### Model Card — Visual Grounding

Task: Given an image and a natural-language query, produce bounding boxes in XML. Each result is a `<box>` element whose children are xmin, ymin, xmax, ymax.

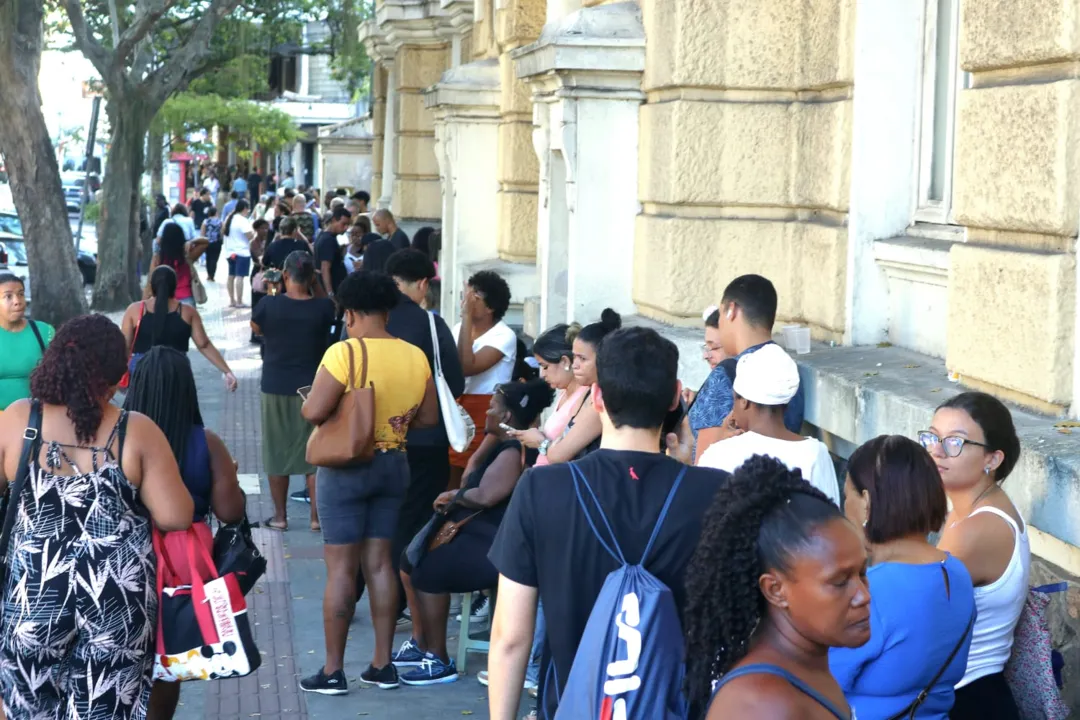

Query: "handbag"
<box><xmin>212</xmin><ymin>514</ymin><xmax>267</xmax><ymax>597</ymax></box>
<box><xmin>188</xmin><ymin>259</ymin><xmax>208</xmax><ymax>304</ymax></box>
<box><xmin>0</xmin><ymin>400</ymin><xmax>42</xmax><ymax>591</ymax></box>
<box><xmin>152</xmin><ymin>527</ymin><xmax>261</xmax><ymax>682</ymax></box>
<box><xmin>427</xmin><ymin>311</ymin><xmax>474</xmax><ymax>453</ymax></box>
<box><xmin>118</xmin><ymin>302</ymin><xmax>145</xmax><ymax>390</ymax></box>
<box><xmin>305</xmin><ymin>339</ymin><xmax>376</xmax><ymax>467</ymax></box>
<box><xmin>1005</xmin><ymin>583</ymin><xmax>1070</xmax><ymax>720</ymax></box>
<box><xmin>428</xmin><ymin>510</ymin><xmax>483</xmax><ymax>551</ymax></box>
<box><xmin>885</xmin><ymin>609</ymin><xmax>976</xmax><ymax>720</ymax></box>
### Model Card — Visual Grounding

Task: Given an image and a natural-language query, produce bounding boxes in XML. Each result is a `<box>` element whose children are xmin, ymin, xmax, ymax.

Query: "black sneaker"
<box><xmin>300</xmin><ymin>667</ymin><xmax>348</xmax><ymax>696</ymax></box>
<box><xmin>290</xmin><ymin>488</ymin><xmax>311</xmax><ymax>504</ymax></box>
<box><xmin>360</xmin><ymin>663</ymin><xmax>400</xmax><ymax>690</ymax></box>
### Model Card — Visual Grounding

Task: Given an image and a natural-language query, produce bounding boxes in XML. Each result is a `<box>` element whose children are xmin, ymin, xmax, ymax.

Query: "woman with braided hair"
<box><xmin>684</xmin><ymin>454</ymin><xmax>871</xmax><ymax>719</ymax></box>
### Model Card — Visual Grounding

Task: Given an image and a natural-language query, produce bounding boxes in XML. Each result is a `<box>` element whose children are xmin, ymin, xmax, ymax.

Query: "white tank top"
<box><xmin>956</xmin><ymin>505</ymin><xmax>1031</xmax><ymax>688</ymax></box>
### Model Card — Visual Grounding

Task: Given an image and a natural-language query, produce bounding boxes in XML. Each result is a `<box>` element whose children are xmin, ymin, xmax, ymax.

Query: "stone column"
<box><xmin>370</xmin><ymin>63</ymin><xmax>389</xmax><ymax>201</ymax></box>
<box><xmin>515</xmin><ymin>1</ymin><xmax>644</xmax><ymax>328</ymax></box>
<box><xmin>946</xmin><ymin>0</ymin><xmax>1078</xmax><ymax>414</ymax></box>
<box><xmin>394</xmin><ymin>43</ymin><xmax>450</xmax><ymax>221</ymax></box>
<box><xmin>427</xmin><ymin>60</ymin><xmax>502</xmax><ymax>326</ymax></box>
<box><xmin>635</xmin><ymin>0</ymin><xmax>854</xmax><ymax>338</ymax></box>
<box><xmin>494</xmin><ymin>0</ymin><xmax>546</xmax><ymax>262</ymax></box>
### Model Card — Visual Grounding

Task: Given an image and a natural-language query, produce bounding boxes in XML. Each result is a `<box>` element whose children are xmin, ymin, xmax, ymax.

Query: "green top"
<box><xmin>0</xmin><ymin>320</ymin><xmax>54</xmax><ymax>410</ymax></box>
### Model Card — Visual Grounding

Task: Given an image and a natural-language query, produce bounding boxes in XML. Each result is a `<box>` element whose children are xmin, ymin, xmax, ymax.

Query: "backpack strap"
<box><xmin>568</xmin><ymin>462</ymin><xmax>626</xmax><ymax>565</ymax></box>
<box><xmin>27</xmin><ymin>320</ymin><xmax>45</xmax><ymax>354</ymax></box>
<box><xmin>0</xmin><ymin>399</ymin><xmax>43</xmax><ymax>582</ymax></box>
<box><xmin>641</xmin><ymin>466</ymin><xmax>687</xmax><ymax>565</ymax></box>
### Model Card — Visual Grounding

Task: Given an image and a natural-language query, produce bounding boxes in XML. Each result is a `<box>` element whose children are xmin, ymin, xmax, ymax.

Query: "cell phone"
<box><xmin>499</xmin><ymin>423</ymin><xmax>515</xmax><ymax>432</ymax></box>
<box><xmin>297</xmin><ymin>385</ymin><xmax>312</xmax><ymax>401</ymax></box>
<box><xmin>659</xmin><ymin>397</ymin><xmax>688</xmax><ymax>452</ymax></box>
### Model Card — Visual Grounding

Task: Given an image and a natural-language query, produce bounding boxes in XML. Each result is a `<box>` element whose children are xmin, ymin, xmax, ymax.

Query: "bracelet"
<box><xmin>538</xmin><ymin>439</ymin><xmax>551</xmax><ymax>456</ymax></box>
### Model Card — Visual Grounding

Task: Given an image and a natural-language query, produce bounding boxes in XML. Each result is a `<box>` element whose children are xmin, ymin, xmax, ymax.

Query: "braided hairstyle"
<box><xmin>123</xmin><ymin>346</ymin><xmax>202</xmax><ymax>473</ymax></box>
<box><xmin>30</xmin><ymin>314</ymin><xmax>127</xmax><ymax>445</ymax></box>
<box><xmin>683</xmin><ymin>455</ymin><xmax>844</xmax><ymax>715</ymax></box>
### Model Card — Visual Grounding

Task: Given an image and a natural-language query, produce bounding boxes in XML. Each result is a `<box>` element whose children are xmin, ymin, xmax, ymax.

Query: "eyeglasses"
<box><xmin>701</xmin><ymin>343</ymin><xmax>721</xmax><ymax>354</ymax></box>
<box><xmin>917</xmin><ymin>431</ymin><xmax>989</xmax><ymax>458</ymax></box>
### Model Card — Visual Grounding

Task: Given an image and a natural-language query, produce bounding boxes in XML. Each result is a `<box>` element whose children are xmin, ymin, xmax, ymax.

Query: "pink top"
<box><xmin>534</xmin><ymin>385</ymin><xmax>589</xmax><ymax>467</ymax></box>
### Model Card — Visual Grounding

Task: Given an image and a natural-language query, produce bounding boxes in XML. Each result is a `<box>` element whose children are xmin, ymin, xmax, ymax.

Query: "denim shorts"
<box><xmin>226</xmin><ymin>255</ymin><xmax>251</xmax><ymax>277</ymax></box>
<box><xmin>316</xmin><ymin>451</ymin><xmax>408</xmax><ymax>545</ymax></box>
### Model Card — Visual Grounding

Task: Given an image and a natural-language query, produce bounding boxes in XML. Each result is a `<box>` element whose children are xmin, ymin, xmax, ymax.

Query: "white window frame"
<box><xmin>913</xmin><ymin>0</ymin><xmax>963</xmax><ymax>225</ymax></box>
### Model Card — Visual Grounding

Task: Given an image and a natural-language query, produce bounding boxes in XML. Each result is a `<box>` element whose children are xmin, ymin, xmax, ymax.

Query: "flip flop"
<box><xmin>258</xmin><ymin>517</ymin><xmax>288</xmax><ymax>531</ymax></box>
<box><xmin>310</xmin><ymin>521</ymin><xmax>321</xmax><ymax>533</ymax></box>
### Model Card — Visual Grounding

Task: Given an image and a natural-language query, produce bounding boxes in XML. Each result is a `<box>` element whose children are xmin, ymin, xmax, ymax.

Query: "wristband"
<box><xmin>538</xmin><ymin>439</ymin><xmax>551</xmax><ymax>456</ymax></box>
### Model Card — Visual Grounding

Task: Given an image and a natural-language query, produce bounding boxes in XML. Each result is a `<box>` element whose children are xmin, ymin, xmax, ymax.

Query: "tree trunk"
<box><xmin>92</xmin><ymin>99</ymin><xmax>151</xmax><ymax>311</ymax></box>
<box><xmin>148</xmin><ymin>128</ymin><xmax>164</xmax><ymax>198</ymax></box>
<box><xmin>0</xmin><ymin>0</ymin><xmax>88</xmax><ymax>325</ymax></box>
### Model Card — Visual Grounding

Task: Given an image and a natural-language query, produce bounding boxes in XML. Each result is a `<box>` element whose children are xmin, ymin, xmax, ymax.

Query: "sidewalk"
<box><xmin>173</xmin><ymin>274</ymin><xmax>501</xmax><ymax>720</ymax></box>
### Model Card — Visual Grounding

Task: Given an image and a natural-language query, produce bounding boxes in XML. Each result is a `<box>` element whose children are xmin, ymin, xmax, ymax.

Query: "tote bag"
<box><xmin>152</xmin><ymin>527</ymin><xmax>261</xmax><ymax>682</ymax></box>
<box><xmin>306</xmin><ymin>339</ymin><xmax>376</xmax><ymax>467</ymax></box>
<box><xmin>427</xmin><ymin>311</ymin><xmax>474</xmax><ymax>453</ymax></box>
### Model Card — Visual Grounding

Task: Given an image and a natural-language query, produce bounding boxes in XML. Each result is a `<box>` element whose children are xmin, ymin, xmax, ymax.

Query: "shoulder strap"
<box><xmin>428</xmin><ymin>311</ymin><xmax>444</xmax><ymax>378</ymax></box>
<box><xmin>968</xmin><ymin>506</ymin><xmax>1021</xmax><ymax>535</ymax></box>
<box><xmin>568</xmin><ymin>462</ymin><xmax>626</xmax><ymax>565</ymax></box>
<box><xmin>885</xmin><ymin>608</ymin><xmax>976</xmax><ymax>720</ymax></box>
<box><xmin>358</xmin><ymin>338</ymin><xmax>369</xmax><ymax>388</ymax></box>
<box><xmin>641</xmin><ymin>466</ymin><xmax>687</xmax><ymax>565</ymax></box>
<box><xmin>0</xmin><ymin>399</ymin><xmax>43</xmax><ymax>571</ymax></box>
<box><xmin>27</xmin><ymin>320</ymin><xmax>45</xmax><ymax>354</ymax></box>
<box><xmin>713</xmin><ymin>664</ymin><xmax>847</xmax><ymax>720</ymax></box>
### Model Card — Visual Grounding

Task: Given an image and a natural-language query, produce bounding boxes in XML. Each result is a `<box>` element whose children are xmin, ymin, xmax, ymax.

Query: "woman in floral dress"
<box><xmin>0</xmin><ymin>314</ymin><xmax>194</xmax><ymax>719</ymax></box>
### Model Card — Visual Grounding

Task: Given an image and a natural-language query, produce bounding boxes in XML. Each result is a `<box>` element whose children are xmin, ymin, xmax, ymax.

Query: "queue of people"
<box><xmin>0</xmin><ymin>177</ymin><xmax>1056</xmax><ymax>720</ymax></box>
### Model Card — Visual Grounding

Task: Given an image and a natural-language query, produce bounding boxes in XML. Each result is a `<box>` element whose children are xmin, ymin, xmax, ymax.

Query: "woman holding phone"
<box><xmin>251</xmin><ymin>250</ymin><xmax>335</xmax><ymax>531</ymax></box>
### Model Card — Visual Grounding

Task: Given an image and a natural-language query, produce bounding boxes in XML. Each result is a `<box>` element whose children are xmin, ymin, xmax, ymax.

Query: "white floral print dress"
<box><xmin>0</xmin><ymin>412</ymin><xmax>157</xmax><ymax>720</ymax></box>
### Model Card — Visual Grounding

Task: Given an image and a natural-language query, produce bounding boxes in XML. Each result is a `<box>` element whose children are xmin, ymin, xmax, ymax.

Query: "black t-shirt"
<box><xmin>190</xmin><ymin>199</ymin><xmax>210</xmax><ymax>229</ymax></box>
<box><xmin>262</xmin><ymin>237</ymin><xmax>310</xmax><ymax>271</ymax></box>
<box><xmin>389</xmin><ymin>228</ymin><xmax>410</xmax><ymax>251</ymax></box>
<box><xmin>252</xmin><ymin>295</ymin><xmax>336</xmax><ymax>395</ymax></box>
<box><xmin>247</xmin><ymin>173</ymin><xmax>262</xmax><ymax>197</ymax></box>
<box><xmin>488</xmin><ymin>450</ymin><xmax>728</xmax><ymax>714</ymax></box>
<box><xmin>315</xmin><ymin>231</ymin><xmax>347</xmax><ymax>294</ymax></box>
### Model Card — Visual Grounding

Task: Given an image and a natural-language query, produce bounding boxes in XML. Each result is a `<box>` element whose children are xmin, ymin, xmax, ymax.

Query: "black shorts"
<box><xmin>951</xmin><ymin>672</ymin><xmax>1020</xmax><ymax>720</ymax></box>
<box><xmin>316</xmin><ymin>451</ymin><xmax>408</xmax><ymax>545</ymax></box>
<box><xmin>403</xmin><ymin>519</ymin><xmax>499</xmax><ymax>595</ymax></box>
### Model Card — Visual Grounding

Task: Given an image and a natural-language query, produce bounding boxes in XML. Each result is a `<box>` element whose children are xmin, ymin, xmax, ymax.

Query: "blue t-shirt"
<box><xmin>829</xmin><ymin>555</ymin><xmax>975</xmax><ymax>720</ymax></box>
<box><xmin>688</xmin><ymin>340</ymin><xmax>805</xmax><ymax>437</ymax></box>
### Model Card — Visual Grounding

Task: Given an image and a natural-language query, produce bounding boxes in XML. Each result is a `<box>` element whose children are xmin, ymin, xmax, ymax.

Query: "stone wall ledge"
<box><xmin>627</xmin><ymin>315</ymin><xmax>1080</xmax><ymax>552</ymax></box>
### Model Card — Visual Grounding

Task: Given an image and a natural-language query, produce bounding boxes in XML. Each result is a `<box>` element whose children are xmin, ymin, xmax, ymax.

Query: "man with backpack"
<box><xmin>487</xmin><ymin>326</ymin><xmax>729</xmax><ymax>719</ymax></box>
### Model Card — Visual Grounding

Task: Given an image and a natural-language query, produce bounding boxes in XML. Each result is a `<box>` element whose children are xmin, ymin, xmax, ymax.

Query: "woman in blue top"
<box><xmin>830</xmin><ymin>435</ymin><xmax>976</xmax><ymax>719</ymax></box>
<box><xmin>123</xmin><ymin>346</ymin><xmax>247</xmax><ymax>720</ymax></box>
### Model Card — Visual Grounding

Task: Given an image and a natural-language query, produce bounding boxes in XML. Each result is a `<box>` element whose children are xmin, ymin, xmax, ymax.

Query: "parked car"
<box><xmin>61</xmin><ymin>172</ymin><xmax>87</xmax><ymax>213</ymax></box>
<box><xmin>0</xmin><ymin>211</ymin><xmax>97</xmax><ymax>300</ymax></box>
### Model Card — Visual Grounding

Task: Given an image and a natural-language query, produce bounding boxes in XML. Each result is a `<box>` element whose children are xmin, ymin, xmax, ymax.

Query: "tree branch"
<box><xmin>62</xmin><ymin>0</ymin><xmax>116</xmax><ymax>81</ymax></box>
<box><xmin>114</xmin><ymin>0</ymin><xmax>179</xmax><ymax>68</ymax></box>
<box><xmin>144</xmin><ymin>0</ymin><xmax>240</xmax><ymax>106</ymax></box>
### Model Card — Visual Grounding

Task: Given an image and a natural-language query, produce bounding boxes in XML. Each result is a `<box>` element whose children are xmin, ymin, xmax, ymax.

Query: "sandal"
<box><xmin>259</xmin><ymin>517</ymin><xmax>288</xmax><ymax>531</ymax></box>
<box><xmin>310</xmin><ymin>520</ymin><xmax>321</xmax><ymax>532</ymax></box>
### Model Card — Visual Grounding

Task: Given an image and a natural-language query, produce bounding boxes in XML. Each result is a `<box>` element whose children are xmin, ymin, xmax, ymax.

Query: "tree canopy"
<box><xmin>154</xmin><ymin>92</ymin><xmax>305</xmax><ymax>156</ymax></box>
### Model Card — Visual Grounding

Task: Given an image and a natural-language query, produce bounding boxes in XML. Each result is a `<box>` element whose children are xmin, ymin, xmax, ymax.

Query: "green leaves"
<box><xmin>154</xmin><ymin>91</ymin><xmax>305</xmax><ymax>153</ymax></box>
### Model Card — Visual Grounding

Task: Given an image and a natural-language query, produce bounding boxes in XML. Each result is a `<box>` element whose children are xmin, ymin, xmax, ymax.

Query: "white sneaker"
<box><xmin>456</xmin><ymin>595</ymin><xmax>490</xmax><ymax>623</ymax></box>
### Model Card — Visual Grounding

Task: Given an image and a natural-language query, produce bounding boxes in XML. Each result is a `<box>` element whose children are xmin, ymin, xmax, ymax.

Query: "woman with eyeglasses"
<box><xmin>918</xmin><ymin>392</ymin><xmax>1028</xmax><ymax>720</ymax></box>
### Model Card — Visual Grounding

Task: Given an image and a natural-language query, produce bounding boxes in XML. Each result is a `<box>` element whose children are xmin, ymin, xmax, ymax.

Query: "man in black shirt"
<box><xmin>315</xmin><ymin>206</ymin><xmax>351</xmax><ymax>297</ymax></box>
<box><xmin>189</xmin><ymin>187</ymin><xmax>212</xmax><ymax>230</ymax></box>
<box><xmin>261</xmin><ymin>216</ymin><xmax>314</xmax><ymax>271</ymax></box>
<box><xmin>353</xmin><ymin>249</ymin><xmax>465</xmax><ymax>607</ymax></box>
<box><xmin>373</xmin><ymin>208</ymin><xmax>410</xmax><ymax>250</ymax></box>
<box><xmin>487</xmin><ymin>327</ymin><xmax>730</xmax><ymax>719</ymax></box>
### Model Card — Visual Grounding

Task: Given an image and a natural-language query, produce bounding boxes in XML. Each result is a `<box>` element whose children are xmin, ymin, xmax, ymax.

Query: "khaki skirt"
<box><xmin>261</xmin><ymin>392</ymin><xmax>316</xmax><ymax>476</ymax></box>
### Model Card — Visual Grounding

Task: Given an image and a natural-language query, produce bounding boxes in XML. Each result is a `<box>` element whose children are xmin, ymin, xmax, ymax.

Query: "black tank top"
<box><xmin>134</xmin><ymin>308</ymin><xmax>192</xmax><ymax>354</ymax></box>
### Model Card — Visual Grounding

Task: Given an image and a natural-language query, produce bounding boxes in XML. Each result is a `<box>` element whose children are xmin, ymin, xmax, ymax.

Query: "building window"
<box><xmin>914</xmin><ymin>0</ymin><xmax>964</xmax><ymax>224</ymax></box>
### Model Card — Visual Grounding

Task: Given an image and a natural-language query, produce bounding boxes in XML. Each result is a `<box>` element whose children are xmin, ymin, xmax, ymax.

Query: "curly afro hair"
<box><xmin>467</xmin><ymin>270</ymin><xmax>511</xmax><ymax>321</ymax></box>
<box><xmin>31</xmin><ymin>314</ymin><xmax>127</xmax><ymax>445</ymax></box>
<box><xmin>336</xmin><ymin>270</ymin><xmax>400</xmax><ymax>315</ymax></box>
<box><xmin>682</xmin><ymin>454</ymin><xmax>843</xmax><ymax>716</ymax></box>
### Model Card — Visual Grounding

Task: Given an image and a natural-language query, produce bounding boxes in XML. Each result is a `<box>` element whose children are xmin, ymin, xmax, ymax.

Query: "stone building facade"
<box><xmin>365</xmin><ymin>0</ymin><xmax>1080</xmax><ymax>704</ymax></box>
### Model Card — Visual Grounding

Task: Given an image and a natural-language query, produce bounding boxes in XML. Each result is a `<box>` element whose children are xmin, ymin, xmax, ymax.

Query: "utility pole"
<box><xmin>74</xmin><ymin>95</ymin><xmax>101</xmax><ymax>251</ymax></box>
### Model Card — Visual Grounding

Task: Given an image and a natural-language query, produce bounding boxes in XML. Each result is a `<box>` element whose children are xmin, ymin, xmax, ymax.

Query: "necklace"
<box><xmin>949</xmin><ymin>482</ymin><xmax>997</xmax><ymax>528</ymax></box>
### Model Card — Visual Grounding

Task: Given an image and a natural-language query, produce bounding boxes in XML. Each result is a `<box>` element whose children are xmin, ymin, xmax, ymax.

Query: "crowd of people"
<box><xmin>0</xmin><ymin>165</ymin><xmax>1052</xmax><ymax>720</ymax></box>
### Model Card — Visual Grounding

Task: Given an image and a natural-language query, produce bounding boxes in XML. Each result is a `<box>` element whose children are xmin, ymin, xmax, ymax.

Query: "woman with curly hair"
<box><xmin>0</xmin><ymin>314</ymin><xmax>193</xmax><ymax>719</ymax></box>
<box><xmin>684</xmin><ymin>454</ymin><xmax>871</xmax><ymax>719</ymax></box>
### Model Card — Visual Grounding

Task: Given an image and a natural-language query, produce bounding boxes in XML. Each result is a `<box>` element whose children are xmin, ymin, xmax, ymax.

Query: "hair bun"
<box><xmin>600</xmin><ymin>308</ymin><xmax>622</xmax><ymax>332</ymax></box>
<box><xmin>564</xmin><ymin>322</ymin><xmax>582</xmax><ymax>344</ymax></box>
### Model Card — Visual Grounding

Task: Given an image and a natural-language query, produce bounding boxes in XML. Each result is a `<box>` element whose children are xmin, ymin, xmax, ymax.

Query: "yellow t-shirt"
<box><xmin>319</xmin><ymin>337</ymin><xmax>431</xmax><ymax>450</ymax></box>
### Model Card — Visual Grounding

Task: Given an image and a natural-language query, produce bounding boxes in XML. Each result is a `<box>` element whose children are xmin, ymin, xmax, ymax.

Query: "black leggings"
<box><xmin>205</xmin><ymin>242</ymin><xmax>222</xmax><ymax>281</ymax></box>
<box><xmin>950</xmin><ymin>672</ymin><xmax>1020</xmax><ymax>720</ymax></box>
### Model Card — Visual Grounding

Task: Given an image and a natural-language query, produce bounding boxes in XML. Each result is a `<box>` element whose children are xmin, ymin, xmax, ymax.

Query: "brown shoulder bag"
<box><xmin>306</xmin><ymin>339</ymin><xmax>376</xmax><ymax>467</ymax></box>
